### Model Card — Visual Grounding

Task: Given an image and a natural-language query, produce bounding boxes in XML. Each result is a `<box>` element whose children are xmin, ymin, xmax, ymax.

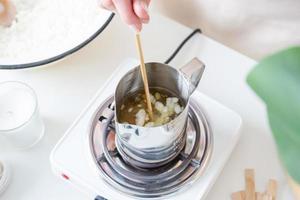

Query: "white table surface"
<box><xmin>0</xmin><ymin>14</ymin><xmax>294</xmax><ymax>200</ymax></box>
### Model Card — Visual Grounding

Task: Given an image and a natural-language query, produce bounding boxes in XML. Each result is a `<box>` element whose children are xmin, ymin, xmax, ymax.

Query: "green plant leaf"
<box><xmin>247</xmin><ymin>46</ymin><xmax>300</xmax><ymax>184</ymax></box>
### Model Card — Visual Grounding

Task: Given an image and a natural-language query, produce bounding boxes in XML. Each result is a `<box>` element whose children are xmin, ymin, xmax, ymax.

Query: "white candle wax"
<box><xmin>0</xmin><ymin>82</ymin><xmax>44</xmax><ymax>149</ymax></box>
<box><xmin>0</xmin><ymin>89</ymin><xmax>35</xmax><ymax>130</ymax></box>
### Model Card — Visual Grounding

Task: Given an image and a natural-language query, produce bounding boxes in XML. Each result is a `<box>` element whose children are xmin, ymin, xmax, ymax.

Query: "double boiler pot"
<box><xmin>114</xmin><ymin>58</ymin><xmax>205</xmax><ymax>168</ymax></box>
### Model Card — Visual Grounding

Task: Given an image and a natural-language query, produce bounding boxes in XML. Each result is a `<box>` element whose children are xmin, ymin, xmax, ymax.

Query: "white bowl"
<box><xmin>0</xmin><ymin>3</ymin><xmax>114</xmax><ymax>69</ymax></box>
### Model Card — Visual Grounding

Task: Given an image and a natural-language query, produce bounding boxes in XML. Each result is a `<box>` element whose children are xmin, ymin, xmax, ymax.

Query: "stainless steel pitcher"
<box><xmin>114</xmin><ymin>58</ymin><xmax>205</xmax><ymax>168</ymax></box>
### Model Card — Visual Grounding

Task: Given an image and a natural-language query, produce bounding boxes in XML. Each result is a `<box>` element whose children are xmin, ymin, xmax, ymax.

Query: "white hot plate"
<box><xmin>50</xmin><ymin>59</ymin><xmax>242</xmax><ymax>200</ymax></box>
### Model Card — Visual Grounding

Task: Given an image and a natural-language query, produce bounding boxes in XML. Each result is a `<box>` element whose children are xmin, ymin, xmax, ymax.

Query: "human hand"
<box><xmin>99</xmin><ymin>0</ymin><xmax>150</xmax><ymax>32</ymax></box>
<box><xmin>0</xmin><ymin>0</ymin><xmax>16</xmax><ymax>27</ymax></box>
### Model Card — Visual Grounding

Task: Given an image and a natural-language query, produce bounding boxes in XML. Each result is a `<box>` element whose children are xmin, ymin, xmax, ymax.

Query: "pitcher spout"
<box><xmin>180</xmin><ymin>58</ymin><xmax>205</xmax><ymax>95</ymax></box>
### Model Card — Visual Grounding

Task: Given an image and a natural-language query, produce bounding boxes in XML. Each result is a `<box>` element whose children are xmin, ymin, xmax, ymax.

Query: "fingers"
<box><xmin>133</xmin><ymin>0</ymin><xmax>150</xmax><ymax>23</ymax></box>
<box><xmin>0</xmin><ymin>2</ymin><xmax>4</xmax><ymax>14</ymax></box>
<box><xmin>112</xmin><ymin>0</ymin><xmax>142</xmax><ymax>32</ymax></box>
<box><xmin>99</xmin><ymin>0</ymin><xmax>151</xmax><ymax>32</ymax></box>
<box><xmin>0</xmin><ymin>0</ymin><xmax>16</xmax><ymax>27</ymax></box>
<box><xmin>100</xmin><ymin>0</ymin><xmax>115</xmax><ymax>11</ymax></box>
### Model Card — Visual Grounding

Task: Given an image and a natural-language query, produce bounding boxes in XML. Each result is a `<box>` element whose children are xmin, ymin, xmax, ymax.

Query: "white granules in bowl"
<box><xmin>0</xmin><ymin>0</ymin><xmax>111</xmax><ymax>64</ymax></box>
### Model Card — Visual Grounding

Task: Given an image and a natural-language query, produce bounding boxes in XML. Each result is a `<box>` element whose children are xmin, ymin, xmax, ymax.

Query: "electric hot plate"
<box><xmin>50</xmin><ymin>59</ymin><xmax>242</xmax><ymax>200</ymax></box>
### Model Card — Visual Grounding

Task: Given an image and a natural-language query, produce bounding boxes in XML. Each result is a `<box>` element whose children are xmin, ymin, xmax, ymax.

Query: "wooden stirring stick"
<box><xmin>266</xmin><ymin>179</ymin><xmax>277</xmax><ymax>200</ymax></box>
<box><xmin>245</xmin><ymin>169</ymin><xmax>256</xmax><ymax>200</ymax></box>
<box><xmin>231</xmin><ymin>191</ymin><xmax>246</xmax><ymax>200</ymax></box>
<box><xmin>135</xmin><ymin>33</ymin><xmax>153</xmax><ymax>120</ymax></box>
<box><xmin>231</xmin><ymin>169</ymin><xmax>278</xmax><ymax>200</ymax></box>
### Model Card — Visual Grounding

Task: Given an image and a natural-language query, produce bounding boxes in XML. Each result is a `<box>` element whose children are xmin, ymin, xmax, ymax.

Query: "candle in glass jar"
<box><xmin>0</xmin><ymin>82</ymin><xmax>44</xmax><ymax>149</ymax></box>
<box><xmin>0</xmin><ymin>89</ymin><xmax>35</xmax><ymax>129</ymax></box>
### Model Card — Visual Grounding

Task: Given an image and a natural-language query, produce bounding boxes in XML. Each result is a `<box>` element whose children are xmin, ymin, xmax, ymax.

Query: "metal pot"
<box><xmin>114</xmin><ymin>58</ymin><xmax>205</xmax><ymax>168</ymax></box>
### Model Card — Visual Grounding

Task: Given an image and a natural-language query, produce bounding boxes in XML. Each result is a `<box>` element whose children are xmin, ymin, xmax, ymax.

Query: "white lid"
<box><xmin>0</xmin><ymin>161</ymin><xmax>11</xmax><ymax>195</ymax></box>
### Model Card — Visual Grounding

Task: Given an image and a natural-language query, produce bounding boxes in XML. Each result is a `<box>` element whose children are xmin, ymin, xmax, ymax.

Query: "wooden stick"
<box><xmin>266</xmin><ymin>179</ymin><xmax>277</xmax><ymax>200</ymax></box>
<box><xmin>231</xmin><ymin>191</ymin><xmax>246</xmax><ymax>200</ymax></box>
<box><xmin>262</xmin><ymin>194</ymin><xmax>272</xmax><ymax>200</ymax></box>
<box><xmin>245</xmin><ymin>169</ymin><xmax>256</xmax><ymax>200</ymax></box>
<box><xmin>256</xmin><ymin>192</ymin><xmax>264</xmax><ymax>200</ymax></box>
<box><xmin>135</xmin><ymin>33</ymin><xmax>153</xmax><ymax>120</ymax></box>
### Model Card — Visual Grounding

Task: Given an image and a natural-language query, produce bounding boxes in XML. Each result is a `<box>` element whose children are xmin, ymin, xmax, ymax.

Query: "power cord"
<box><xmin>164</xmin><ymin>28</ymin><xmax>202</xmax><ymax>65</ymax></box>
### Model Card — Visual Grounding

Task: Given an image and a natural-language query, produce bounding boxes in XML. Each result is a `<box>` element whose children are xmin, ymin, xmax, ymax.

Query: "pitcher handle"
<box><xmin>179</xmin><ymin>57</ymin><xmax>205</xmax><ymax>95</ymax></box>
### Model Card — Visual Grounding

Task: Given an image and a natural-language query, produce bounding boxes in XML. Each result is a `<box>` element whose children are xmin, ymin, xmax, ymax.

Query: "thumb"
<box><xmin>133</xmin><ymin>0</ymin><xmax>150</xmax><ymax>23</ymax></box>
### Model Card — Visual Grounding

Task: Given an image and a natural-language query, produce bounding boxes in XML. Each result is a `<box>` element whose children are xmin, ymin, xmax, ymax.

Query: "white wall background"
<box><xmin>152</xmin><ymin>0</ymin><xmax>300</xmax><ymax>59</ymax></box>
